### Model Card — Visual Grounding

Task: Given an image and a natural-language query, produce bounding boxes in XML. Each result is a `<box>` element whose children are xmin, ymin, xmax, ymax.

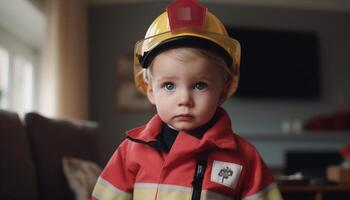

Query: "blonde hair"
<box><xmin>142</xmin><ymin>47</ymin><xmax>232</xmax><ymax>89</ymax></box>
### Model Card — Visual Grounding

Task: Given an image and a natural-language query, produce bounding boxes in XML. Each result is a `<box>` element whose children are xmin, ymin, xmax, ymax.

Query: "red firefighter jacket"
<box><xmin>92</xmin><ymin>108</ymin><xmax>282</xmax><ymax>200</ymax></box>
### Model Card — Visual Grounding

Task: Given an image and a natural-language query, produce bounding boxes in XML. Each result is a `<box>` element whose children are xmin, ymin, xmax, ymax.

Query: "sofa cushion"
<box><xmin>63</xmin><ymin>157</ymin><xmax>102</xmax><ymax>200</ymax></box>
<box><xmin>0</xmin><ymin>110</ymin><xmax>39</xmax><ymax>200</ymax></box>
<box><xmin>25</xmin><ymin>113</ymin><xmax>100</xmax><ymax>200</ymax></box>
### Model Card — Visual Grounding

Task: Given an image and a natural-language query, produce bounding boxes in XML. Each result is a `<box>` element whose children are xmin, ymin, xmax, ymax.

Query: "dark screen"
<box><xmin>227</xmin><ymin>27</ymin><xmax>321</xmax><ymax>99</ymax></box>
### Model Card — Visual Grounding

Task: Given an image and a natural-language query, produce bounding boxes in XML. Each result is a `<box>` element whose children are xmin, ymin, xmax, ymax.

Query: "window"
<box><xmin>12</xmin><ymin>55</ymin><xmax>34</xmax><ymax>115</ymax></box>
<box><xmin>0</xmin><ymin>46</ymin><xmax>9</xmax><ymax>108</ymax></box>
<box><xmin>0</xmin><ymin>0</ymin><xmax>42</xmax><ymax>116</ymax></box>
<box><xmin>0</xmin><ymin>45</ymin><xmax>34</xmax><ymax>116</ymax></box>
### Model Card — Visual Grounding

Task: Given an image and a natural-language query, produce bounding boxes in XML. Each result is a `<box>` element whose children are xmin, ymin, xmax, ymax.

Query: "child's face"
<box><xmin>147</xmin><ymin>52</ymin><xmax>227</xmax><ymax>131</ymax></box>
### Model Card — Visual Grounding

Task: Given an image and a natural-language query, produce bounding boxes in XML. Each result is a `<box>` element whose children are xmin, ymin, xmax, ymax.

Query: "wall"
<box><xmin>88</xmin><ymin>2</ymin><xmax>350</xmax><ymax>166</ymax></box>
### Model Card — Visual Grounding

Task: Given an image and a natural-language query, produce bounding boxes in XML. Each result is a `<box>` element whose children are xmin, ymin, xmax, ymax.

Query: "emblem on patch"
<box><xmin>210</xmin><ymin>160</ymin><xmax>242</xmax><ymax>189</ymax></box>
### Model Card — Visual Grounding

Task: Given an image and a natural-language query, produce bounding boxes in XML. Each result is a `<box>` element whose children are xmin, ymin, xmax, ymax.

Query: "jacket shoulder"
<box><xmin>232</xmin><ymin>133</ymin><xmax>262</xmax><ymax>159</ymax></box>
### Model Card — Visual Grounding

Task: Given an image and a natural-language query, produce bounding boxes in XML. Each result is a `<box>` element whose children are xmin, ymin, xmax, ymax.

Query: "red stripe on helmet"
<box><xmin>167</xmin><ymin>0</ymin><xmax>207</xmax><ymax>31</ymax></box>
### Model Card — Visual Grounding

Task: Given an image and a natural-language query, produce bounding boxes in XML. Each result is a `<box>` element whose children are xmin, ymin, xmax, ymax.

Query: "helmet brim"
<box><xmin>138</xmin><ymin>35</ymin><xmax>233</xmax><ymax>70</ymax></box>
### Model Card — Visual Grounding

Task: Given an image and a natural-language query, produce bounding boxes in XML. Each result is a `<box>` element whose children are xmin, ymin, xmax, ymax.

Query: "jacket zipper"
<box><xmin>191</xmin><ymin>160</ymin><xmax>207</xmax><ymax>200</ymax></box>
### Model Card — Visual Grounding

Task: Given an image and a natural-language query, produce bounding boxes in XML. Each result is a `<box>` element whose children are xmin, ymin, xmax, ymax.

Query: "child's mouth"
<box><xmin>174</xmin><ymin>114</ymin><xmax>194</xmax><ymax>121</ymax></box>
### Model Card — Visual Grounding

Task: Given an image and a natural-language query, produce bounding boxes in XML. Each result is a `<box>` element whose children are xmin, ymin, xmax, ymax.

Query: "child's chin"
<box><xmin>172</xmin><ymin>123</ymin><xmax>199</xmax><ymax>132</ymax></box>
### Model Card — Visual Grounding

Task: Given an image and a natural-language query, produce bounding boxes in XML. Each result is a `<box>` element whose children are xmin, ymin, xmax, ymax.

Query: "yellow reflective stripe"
<box><xmin>243</xmin><ymin>183</ymin><xmax>283</xmax><ymax>200</ymax></box>
<box><xmin>202</xmin><ymin>190</ymin><xmax>232</xmax><ymax>200</ymax></box>
<box><xmin>92</xmin><ymin>177</ymin><xmax>132</xmax><ymax>200</ymax></box>
<box><xmin>133</xmin><ymin>183</ymin><xmax>232</xmax><ymax>200</ymax></box>
<box><xmin>157</xmin><ymin>184</ymin><xmax>192</xmax><ymax>200</ymax></box>
<box><xmin>133</xmin><ymin>183</ymin><xmax>158</xmax><ymax>200</ymax></box>
<box><xmin>157</xmin><ymin>189</ymin><xmax>192</xmax><ymax>200</ymax></box>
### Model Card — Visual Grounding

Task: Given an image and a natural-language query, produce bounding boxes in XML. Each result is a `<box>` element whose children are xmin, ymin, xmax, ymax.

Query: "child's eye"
<box><xmin>163</xmin><ymin>82</ymin><xmax>175</xmax><ymax>91</ymax></box>
<box><xmin>194</xmin><ymin>82</ymin><xmax>208</xmax><ymax>90</ymax></box>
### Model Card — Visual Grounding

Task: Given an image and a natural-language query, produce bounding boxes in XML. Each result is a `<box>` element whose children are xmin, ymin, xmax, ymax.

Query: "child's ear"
<box><xmin>218</xmin><ymin>87</ymin><xmax>228</xmax><ymax>105</ymax></box>
<box><xmin>218</xmin><ymin>94</ymin><xmax>227</xmax><ymax>105</ymax></box>
<box><xmin>146</xmin><ymin>85</ymin><xmax>156</xmax><ymax>105</ymax></box>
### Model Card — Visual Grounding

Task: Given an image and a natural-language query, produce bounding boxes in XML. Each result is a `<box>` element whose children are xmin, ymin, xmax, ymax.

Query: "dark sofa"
<box><xmin>0</xmin><ymin>109</ymin><xmax>102</xmax><ymax>200</ymax></box>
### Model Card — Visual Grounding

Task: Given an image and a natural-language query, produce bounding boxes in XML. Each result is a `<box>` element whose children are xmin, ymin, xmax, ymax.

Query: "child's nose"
<box><xmin>177</xmin><ymin>89</ymin><xmax>193</xmax><ymax>107</ymax></box>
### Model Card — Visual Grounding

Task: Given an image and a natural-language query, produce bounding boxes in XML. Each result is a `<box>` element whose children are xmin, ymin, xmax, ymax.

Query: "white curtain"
<box><xmin>39</xmin><ymin>0</ymin><xmax>88</xmax><ymax>119</ymax></box>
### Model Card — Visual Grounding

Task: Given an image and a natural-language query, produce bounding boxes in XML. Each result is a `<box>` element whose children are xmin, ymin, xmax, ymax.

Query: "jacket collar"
<box><xmin>126</xmin><ymin>107</ymin><xmax>238</xmax><ymax>151</ymax></box>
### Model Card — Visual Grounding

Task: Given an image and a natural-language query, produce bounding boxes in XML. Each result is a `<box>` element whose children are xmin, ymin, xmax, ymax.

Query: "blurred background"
<box><xmin>1</xmin><ymin>0</ymin><xmax>350</xmax><ymax>171</ymax></box>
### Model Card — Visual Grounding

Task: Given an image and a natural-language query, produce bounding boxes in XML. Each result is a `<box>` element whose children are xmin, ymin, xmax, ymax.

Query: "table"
<box><xmin>279</xmin><ymin>184</ymin><xmax>350</xmax><ymax>200</ymax></box>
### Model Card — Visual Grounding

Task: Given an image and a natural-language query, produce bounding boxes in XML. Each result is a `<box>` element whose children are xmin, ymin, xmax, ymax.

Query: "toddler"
<box><xmin>92</xmin><ymin>1</ymin><xmax>282</xmax><ymax>200</ymax></box>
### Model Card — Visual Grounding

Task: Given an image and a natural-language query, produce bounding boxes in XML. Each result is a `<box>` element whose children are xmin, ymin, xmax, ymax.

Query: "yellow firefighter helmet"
<box><xmin>134</xmin><ymin>0</ymin><xmax>241</xmax><ymax>97</ymax></box>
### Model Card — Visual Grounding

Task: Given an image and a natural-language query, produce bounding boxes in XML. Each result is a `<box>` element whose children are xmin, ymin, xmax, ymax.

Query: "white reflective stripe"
<box><xmin>97</xmin><ymin>177</ymin><xmax>132</xmax><ymax>196</ymax></box>
<box><xmin>134</xmin><ymin>183</ymin><xmax>158</xmax><ymax>189</ymax></box>
<box><xmin>92</xmin><ymin>177</ymin><xmax>132</xmax><ymax>200</ymax></box>
<box><xmin>159</xmin><ymin>184</ymin><xmax>192</xmax><ymax>193</ymax></box>
<box><xmin>243</xmin><ymin>183</ymin><xmax>282</xmax><ymax>200</ymax></box>
<box><xmin>135</xmin><ymin>183</ymin><xmax>191</xmax><ymax>193</ymax></box>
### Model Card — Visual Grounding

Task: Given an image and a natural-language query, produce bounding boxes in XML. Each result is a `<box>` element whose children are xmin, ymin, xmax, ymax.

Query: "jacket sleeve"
<box><xmin>241</xmin><ymin>145</ymin><xmax>283</xmax><ymax>200</ymax></box>
<box><xmin>92</xmin><ymin>140</ymin><xmax>136</xmax><ymax>200</ymax></box>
